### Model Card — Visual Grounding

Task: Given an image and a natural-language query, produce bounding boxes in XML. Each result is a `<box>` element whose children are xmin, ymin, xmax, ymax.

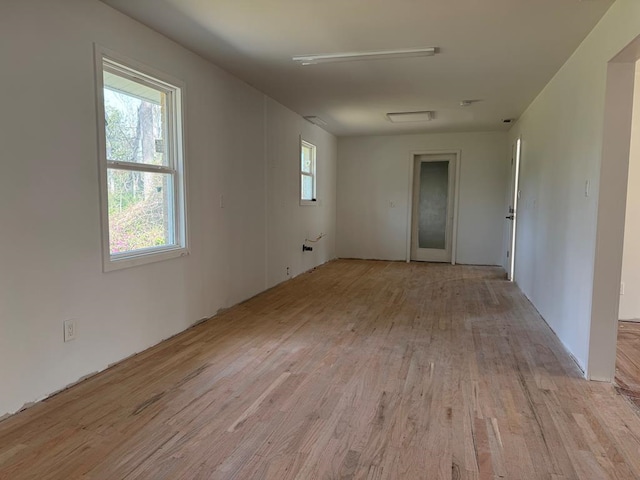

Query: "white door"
<box><xmin>506</xmin><ymin>138</ymin><xmax>521</xmax><ymax>281</ymax></box>
<box><xmin>410</xmin><ymin>154</ymin><xmax>456</xmax><ymax>262</ymax></box>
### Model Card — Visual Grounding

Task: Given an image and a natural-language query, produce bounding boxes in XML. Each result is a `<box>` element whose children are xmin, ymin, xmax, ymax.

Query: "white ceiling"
<box><xmin>100</xmin><ymin>0</ymin><xmax>614</xmax><ymax>136</ymax></box>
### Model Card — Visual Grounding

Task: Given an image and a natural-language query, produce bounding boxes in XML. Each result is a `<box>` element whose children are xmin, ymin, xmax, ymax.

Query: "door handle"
<box><xmin>505</xmin><ymin>215</ymin><xmax>515</xmax><ymax>220</ymax></box>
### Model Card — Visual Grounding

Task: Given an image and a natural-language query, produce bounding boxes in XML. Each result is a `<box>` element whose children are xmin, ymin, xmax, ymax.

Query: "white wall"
<box><xmin>0</xmin><ymin>0</ymin><xmax>336</xmax><ymax>417</ymax></box>
<box><xmin>620</xmin><ymin>63</ymin><xmax>640</xmax><ymax>322</ymax></box>
<box><xmin>337</xmin><ymin>132</ymin><xmax>509</xmax><ymax>265</ymax></box>
<box><xmin>506</xmin><ymin>0</ymin><xmax>640</xmax><ymax>375</ymax></box>
<box><xmin>266</xmin><ymin>99</ymin><xmax>337</xmax><ymax>287</ymax></box>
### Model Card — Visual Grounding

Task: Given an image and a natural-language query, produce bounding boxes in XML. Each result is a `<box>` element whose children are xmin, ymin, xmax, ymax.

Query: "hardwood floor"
<box><xmin>616</xmin><ymin>321</ymin><xmax>640</xmax><ymax>409</ymax></box>
<box><xmin>2</xmin><ymin>260</ymin><xmax>640</xmax><ymax>479</ymax></box>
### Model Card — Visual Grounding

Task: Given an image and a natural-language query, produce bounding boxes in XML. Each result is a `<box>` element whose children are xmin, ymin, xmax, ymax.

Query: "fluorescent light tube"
<box><xmin>293</xmin><ymin>47</ymin><xmax>437</xmax><ymax>66</ymax></box>
<box><xmin>386</xmin><ymin>111</ymin><xmax>434</xmax><ymax>123</ymax></box>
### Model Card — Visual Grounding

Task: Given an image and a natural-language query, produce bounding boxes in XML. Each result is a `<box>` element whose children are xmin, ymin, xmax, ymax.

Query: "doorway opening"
<box><xmin>589</xmin><ymin>35</ymin><xmax>640</xmax><ymax>382</ymax></box>
<box><xmin>615</xmin><ymin>59</ymin><xmax>640</xmax><ymax>406</ymax></box>
<box><xmin>408</xmin><ymin>152</ymin><xmax>459</xmax><ymax>263</ymax></box>
<box><xmin>506</xmin><ymin>138</ymin><xmax>522</xmax><ymax>281</ymax></box>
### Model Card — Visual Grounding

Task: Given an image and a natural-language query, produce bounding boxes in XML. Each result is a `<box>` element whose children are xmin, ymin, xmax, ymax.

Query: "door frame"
<box><xmin>507</xmin><ymin>137</ymin><xmax>522</xmax><ymax>281</ymax></box>
<box><xmin>588</xmin><ymin>43</ymin><xmax>639</xmax><ymax>381</ymax></box>
<box><xmin>406</xmin><ymin>150</ymin><xmax>461</xmax><ymax>264</ymax></box>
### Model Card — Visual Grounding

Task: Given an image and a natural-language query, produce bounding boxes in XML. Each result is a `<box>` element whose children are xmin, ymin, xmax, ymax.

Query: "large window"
<box><xmin>96</xmin><ymin>50</ymin><xmax>188</xmax><ymax>271</ymax></box>
<box><xmin>300</xmin><ymin>140</ymin><xmax>317</xmax><ymax>204</ymax></box>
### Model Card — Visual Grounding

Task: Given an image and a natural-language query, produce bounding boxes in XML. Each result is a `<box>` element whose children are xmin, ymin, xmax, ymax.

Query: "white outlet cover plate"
<box><xmin>64</xmin><ymin>319</ymin><xmax>76</xmax><ymax>342</ymax></box>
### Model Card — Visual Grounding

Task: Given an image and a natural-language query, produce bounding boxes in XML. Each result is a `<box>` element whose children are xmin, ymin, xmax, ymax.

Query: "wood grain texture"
<box><xmin>616</xmin><ymin>321</ymin><xmax>640</xmax><ymax>409</ymax></box>
<box><xmin>2</xmin><ymin>260</ymin><xmax>640</xmax><ymax>479</ymax></box>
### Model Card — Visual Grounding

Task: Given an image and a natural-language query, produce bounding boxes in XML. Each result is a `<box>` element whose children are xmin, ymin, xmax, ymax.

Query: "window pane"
<box><xmin>107</xmin><ymin>169</ymin><xmax>175</xmax><ymax>254</ymax></box>
<box><xmin>103</xmin><ymin>70</ymin><xmax>167</xmax><ymax>166</ymax></box>
<box><xmin>301</xmin><ymin>145</ymin><xmax>313</xmax><ymax>174</ymax></box>
<box><xmin>418</xmin><ymin>161</ymin><xmax>448</xmax><ymax>249</ymax></box>
<box><xmin>301</xmin><ymin>174</ymin><xmax>314</xmax><ymax>201</ymax></box>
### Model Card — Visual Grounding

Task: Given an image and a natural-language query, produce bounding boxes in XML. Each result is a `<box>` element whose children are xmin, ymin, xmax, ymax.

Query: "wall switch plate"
<box><xmin>620</xmin><ymin>282</ymin><xmax>625</xmax><ymax>295</ymax></box>
<box><xmin>63</xmin><ymin>319</ymin><xmax>76</xmax><ymax>342</ymax></box>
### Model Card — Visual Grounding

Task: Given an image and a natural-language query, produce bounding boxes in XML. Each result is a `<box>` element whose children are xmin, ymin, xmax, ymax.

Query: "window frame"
<box><xmin>94</xmin><ymin>46</ymin><xmax>189</xmax><ymax>272</ymax></box>
<box><xmin>300</xmin><ymin>139</ymin><xmax>317</xmax><ymax>206</ymax></box>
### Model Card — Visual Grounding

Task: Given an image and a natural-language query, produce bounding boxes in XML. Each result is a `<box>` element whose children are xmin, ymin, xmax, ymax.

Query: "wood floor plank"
<box><xmin>616</xmin><ymin>320</ymin><xmax>640</xmax><ymax>409</ymax></box>
<box><xmin>2</xmin><ymin>260</ymin><xmax>640</xmax><ymax>479</ymax></box>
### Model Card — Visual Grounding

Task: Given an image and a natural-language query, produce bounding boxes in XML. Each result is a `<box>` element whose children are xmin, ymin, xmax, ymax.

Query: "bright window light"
<box><xmin>96</xmin><ymin>51</ymin><xmax>188</xmax><ymax>270</ymax></box>
<box><xmin>301</xmin><ymin>140</ymin><xmax>317</xmax><ymax>204</ymax></box>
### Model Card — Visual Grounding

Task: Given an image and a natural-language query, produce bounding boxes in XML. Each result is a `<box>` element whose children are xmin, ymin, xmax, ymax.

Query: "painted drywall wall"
<box><xmin>337</xmin><ymin>132</ymin><xmax>509</xmax><ymax>265</ymax></box>
<box><xmin>506</xmin><ymin>0</ymin><xmax>640</xmax><ymax>375</ymax></box>
<box><xmin>266</xmin><ymin>99</ymin><xmax>337</xmax><ymax>287</ymax></box>
<box><xmin>620</xmin><ymin>63</ymin><xmax>640</xmax><ymax>322</ymax></box>
<box><xmin>0</xmin><ymin>0</ymin><xmax>336</xmax><ymax>417</ymax></box>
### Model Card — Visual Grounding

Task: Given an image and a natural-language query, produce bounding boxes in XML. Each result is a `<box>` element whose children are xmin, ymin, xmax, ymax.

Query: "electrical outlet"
<box><xmin>63</xmin><ymin>319</ymin><xmax>76</xmax><ymax>342</ymax></box>
<box><xmin>286</xmin><ymin>266</ymin><xmax>290</xmax><ymax>277</ymax></box>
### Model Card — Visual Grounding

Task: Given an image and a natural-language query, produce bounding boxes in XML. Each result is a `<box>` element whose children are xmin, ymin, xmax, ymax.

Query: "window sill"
<box><xmin>300</xmin><ymin>199</ymin><xmax>320</xmax><ymax>206</ymax></box>
<box><xmin>103</xmin><ymin>246</ymin><xmax>189</xmax><ymax>272</ymax></box>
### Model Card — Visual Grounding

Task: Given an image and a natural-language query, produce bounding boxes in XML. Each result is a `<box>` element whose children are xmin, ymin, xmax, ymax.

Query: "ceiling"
<box><xmin>100</xmin><ymin>0</ymin><xmax>614</xmax><ymax>136</ymax></box>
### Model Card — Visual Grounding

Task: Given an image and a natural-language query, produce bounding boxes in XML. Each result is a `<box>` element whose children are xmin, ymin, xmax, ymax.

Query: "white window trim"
<box><xmin>94</xmin><ymin>45</ymin><xmax>189</xmax><ymax>272</ymax></box>
<box><xmin>300</xmin><ymin>138</ymin><xmax>317</xmax><ymax>206</ymax></box>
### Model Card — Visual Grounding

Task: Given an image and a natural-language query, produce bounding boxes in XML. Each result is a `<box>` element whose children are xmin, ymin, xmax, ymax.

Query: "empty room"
<box><xmin>2</xmin><ymin>0</ymin><xmax>640</xmax><ymax>479</ymax></box>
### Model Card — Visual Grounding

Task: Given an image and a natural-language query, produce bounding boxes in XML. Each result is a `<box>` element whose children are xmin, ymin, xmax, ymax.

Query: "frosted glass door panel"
<box><xmin>418</xmin><ymin>161</ymin><xmax>449</xmax><ymax>249</ymax></box>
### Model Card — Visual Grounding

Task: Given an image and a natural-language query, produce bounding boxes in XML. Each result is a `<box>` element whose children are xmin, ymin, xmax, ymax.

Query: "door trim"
<box><xmin>405</xmin><ymin>149</ymin><xmax>461</xmax><ymax>264</ymax></box>
<box><xmin>507</xmin><ymin>137</ymin><xmax>522</xmax><ymax>281</ymax></box>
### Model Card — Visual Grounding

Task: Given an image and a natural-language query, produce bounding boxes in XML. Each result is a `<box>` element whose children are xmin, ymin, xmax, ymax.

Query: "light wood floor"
<box><xmin>2</xmin><ymin>260</ymin><xmax>640</xmax><ymax>479</ymax></box>
<box><xmin>616</xmin><ymin>321</ymin><xmax>640</xmax><ymax>409</ymax></box>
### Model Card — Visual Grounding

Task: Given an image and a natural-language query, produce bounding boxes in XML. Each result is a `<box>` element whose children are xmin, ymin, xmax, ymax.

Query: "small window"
<box><xmin>96</xmin><ymin>50</ymin><xmax>188</xmax><ymax>271</ymax></box>
<box><xmin>300</xmin><ymin>140</ymin><xmax>317</xmax><ymax>204</ymax></box>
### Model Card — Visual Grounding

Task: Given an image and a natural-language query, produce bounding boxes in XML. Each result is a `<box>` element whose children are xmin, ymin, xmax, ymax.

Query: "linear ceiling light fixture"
<box><xmin>386</xmin><ymin>111</ymin><xmax>435</xmax><ymax>123</ymax></box>
<box><xmin>303</xmin><ymin>115</ymin><xmax>328</xmax><ymax>127</ymax></box>
<box><xmin>293</xmin><ymin>47</ymin><xmax>437</xmax><ymax>66</ymax></box>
